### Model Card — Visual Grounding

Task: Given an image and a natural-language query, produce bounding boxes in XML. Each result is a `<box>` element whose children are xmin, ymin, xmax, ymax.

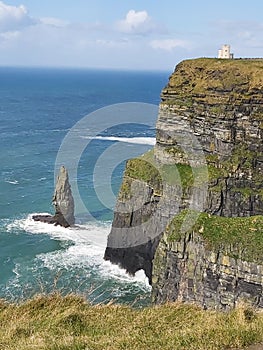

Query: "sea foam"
<box><xmin>8</xmin><ymin>214</ymin><xmax>151</xmax><ymax>289</ymax></box>
<box><xmin>81</xmin><ymin>136</ymin><xmax>156</xmax><ymax>146</ymax></box>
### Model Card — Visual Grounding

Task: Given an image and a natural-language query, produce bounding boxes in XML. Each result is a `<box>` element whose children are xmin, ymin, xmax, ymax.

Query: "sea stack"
<box><xmin>33</xmin><ymin>166</ymin><xmax>75</xmax><ymax>227</ymax></box>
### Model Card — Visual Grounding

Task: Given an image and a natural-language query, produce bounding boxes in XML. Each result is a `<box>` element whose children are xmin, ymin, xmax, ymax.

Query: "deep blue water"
<box><xmin>0</xmin><ymin>67</ymin><xmax>169</xmax><ymax>305</ymax></box>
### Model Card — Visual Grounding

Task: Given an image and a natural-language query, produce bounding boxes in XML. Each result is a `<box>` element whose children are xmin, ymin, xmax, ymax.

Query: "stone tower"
<box><xmin>218</xmin><ymin>44</ymin><xmax>234</xmax><ymax>59</ymax></box>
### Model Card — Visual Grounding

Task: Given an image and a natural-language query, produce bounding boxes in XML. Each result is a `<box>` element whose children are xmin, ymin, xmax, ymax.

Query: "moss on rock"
<box><xmin>167</xmin><ymin>210</ymin><xmax>263</xmax><ymax>263</ymax></box>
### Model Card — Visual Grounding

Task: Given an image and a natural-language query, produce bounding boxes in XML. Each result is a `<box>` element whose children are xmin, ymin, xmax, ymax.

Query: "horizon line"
<box><xmin>0</xmin><ymin>64</ymin><xmax>172</xmax><ymax>73</ymax></box>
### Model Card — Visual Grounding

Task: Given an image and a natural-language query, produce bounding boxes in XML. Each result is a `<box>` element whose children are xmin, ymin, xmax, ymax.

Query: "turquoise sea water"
<box><xmin>0</xmin><ymin>67</ymin><xmax>169</xmax><ymax>305</ymax></box>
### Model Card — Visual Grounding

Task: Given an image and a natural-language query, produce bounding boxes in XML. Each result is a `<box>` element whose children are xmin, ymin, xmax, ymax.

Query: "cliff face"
<box><xmin>104</xmin><ymin>58</ymin><xmax>263</xmax><ymax>309</ymax></box>
<box><xmin>152</xmin><ymin>211</ymin><xmax>263</xmax><ymax>309</ymax></box>
<box><xmin>157</xmin><ymin>58</ymin><xmax>263</xmax><ymax>217</ymax></box>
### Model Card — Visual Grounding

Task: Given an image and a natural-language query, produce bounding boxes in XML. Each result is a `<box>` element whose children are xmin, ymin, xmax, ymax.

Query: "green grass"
<box><xmin>0</xmin><ymin>293</ymin><xmax>263</xmax><ymax>350</ymax></box>
<box><xmin>125</xmin><ymin>158</ymin><xmax>162</xmax><ymax>191</ymax></box>
<box><xmin>118</xmin><ymin>150</ymin><xmax>162</xmax><ymax>200</ymax></box>
<box><xmin>168</xmin><ymin>210</ymin><xmax>263</xmax><ymax>263</ymax></box>
<box><xmin>119</xmin><ymin>149</ymin><xmax>209</xmax><ymax>196</ymax></box>
<box><xmin>119</xmin><ymin>142</ymin><xmax>262</xmax><ymax>201</ymax></box>
<box><xmin>118</xmin><ymin>152</ymin><xmax>224</xmax><ymax>198</ymax></box>
<box><xmin>162</xmin><ymin>58</ymin><xmax>263</xmax><ymax>108</ymax></box>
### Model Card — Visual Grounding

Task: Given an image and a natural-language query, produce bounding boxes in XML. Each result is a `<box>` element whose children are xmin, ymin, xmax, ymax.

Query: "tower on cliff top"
<box><xmin>218</xmin><ymin>44</ymin><xmax>234</xmax><ymax>59</ymax></box>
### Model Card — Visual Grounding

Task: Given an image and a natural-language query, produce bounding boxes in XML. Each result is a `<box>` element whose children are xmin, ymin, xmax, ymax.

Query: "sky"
<box><xmin>0</xmin><ymin>0</ymin><xmax>262</xmax><ymax>70</ymax></box>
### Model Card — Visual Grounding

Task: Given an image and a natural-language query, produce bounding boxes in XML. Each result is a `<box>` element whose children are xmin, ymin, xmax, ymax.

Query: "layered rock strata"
<box><xmin>152</xmin><ymin>211</ymin><xmax>263</xmax><ymax>309</ymax></box>
<box><xmin>104</xmin><ymin>58</ymin><xmax>263</xmax><ymax>309</ymax></box>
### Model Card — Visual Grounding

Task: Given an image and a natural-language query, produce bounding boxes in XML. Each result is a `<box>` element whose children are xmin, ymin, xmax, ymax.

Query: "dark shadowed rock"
<box><xmin>33</xmin><ymin>166</ymin><xmax>75</xmax><ymax>227</ymax></box>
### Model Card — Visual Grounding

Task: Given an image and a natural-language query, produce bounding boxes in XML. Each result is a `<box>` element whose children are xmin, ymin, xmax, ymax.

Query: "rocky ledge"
<box><xmin>33</xmin><ymin>166</ymin><xmax>75</xmax><ymax>228</ymax></box>
<box><xmin>104</xmin><ymin>58</ymin><xmax>263</xmax><ymax>309</ymax></box>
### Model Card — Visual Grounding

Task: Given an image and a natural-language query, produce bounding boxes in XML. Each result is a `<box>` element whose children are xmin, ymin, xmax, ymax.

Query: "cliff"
<box><xmin>152</xmin><ymin>210</ymin><xmax>263</xmax><ymax>309</ymax></box>
<box><xmin>104</xmin><ymin>58</ymin><xmax>263</xmax><ymax>309</ymax></box>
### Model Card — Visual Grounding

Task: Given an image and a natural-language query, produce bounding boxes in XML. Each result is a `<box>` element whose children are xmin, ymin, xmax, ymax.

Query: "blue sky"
<box><xmin>1</xmin><ymin>0</ymin><xmax>263</xmax><ymax>70</ymax></box>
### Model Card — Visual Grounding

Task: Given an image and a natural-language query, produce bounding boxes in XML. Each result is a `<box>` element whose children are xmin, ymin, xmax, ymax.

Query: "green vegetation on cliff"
<box><xmin>118</xmin><ymin>151</ymin><xmax>163</xmax><ymax>200</ymax></box>
<box><xmin>168</xmin><ymin>210</ymin><xmax>263</xmax><ymax>263</ymax></box>
<box><xmin>125</xmin><ymin>158</ymin><xmax>162</xmax><ymax>191</ymax></box>
<box><xmin>1</xmin><ymin>293</ymin><xmax>263</xmax><ymax>350</ymax></box>
<box><xmin>163</xmin><ymin>58</ymin><xmax>263</xmax><ymax>106</ymax></box>
<box><xmin>119</xmin><ymin>149</ymin><xmax>208</xmax><ymax>197</ymax></box>
<box><xmin>119</xmin><ymin>150</ymin><xmax>262</xmax><ymax>201</ymax></box>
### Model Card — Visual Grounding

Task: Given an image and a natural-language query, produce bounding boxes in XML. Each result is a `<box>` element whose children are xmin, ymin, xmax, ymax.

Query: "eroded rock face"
<box><xmin>33</xmin><ymin>166</ymin><xmax>75</xmax><ymax>227</ymax></box>
<box><xmin>156</xmin><ymin>58</ymin><xmax>263</xmax><ymax>218</ymax></box>
<box><xmin>52</xmin><ymin>166</ymin><xmax>75</xmax><ymax>226</ymax></box>
<box><xmin>104</xmin><ymin>58</ymin><xmax>263</xmax><ymax>309</ymax></box>
<box><xmin>152</xmin><ymin>217</ymin><xmax>263</xmax><ymax>310</ymax></box>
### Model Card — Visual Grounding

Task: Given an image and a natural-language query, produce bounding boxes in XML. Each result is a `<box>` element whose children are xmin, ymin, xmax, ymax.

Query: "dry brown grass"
<box><xmin>0</xmin><ymin>293</ymin><xmax>263</xmax><ymax>349</ymax></box>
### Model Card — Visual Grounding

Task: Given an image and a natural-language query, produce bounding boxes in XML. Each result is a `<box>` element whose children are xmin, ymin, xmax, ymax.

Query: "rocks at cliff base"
<box><xmin>33</xmin><ymin>166</ymin><xmax>75</xmax><ymax>228</ymax></box>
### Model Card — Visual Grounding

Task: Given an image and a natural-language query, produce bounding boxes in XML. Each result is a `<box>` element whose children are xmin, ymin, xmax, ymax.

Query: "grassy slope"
<box><xmin>168</xmin><ymin>210</ymin><xmax>263</xmax><ymax>263</ymax></box>
<box><xmin>0</xmin><ymin>293</ymin><xmax>263</xmax><ymax>350</ymax></box>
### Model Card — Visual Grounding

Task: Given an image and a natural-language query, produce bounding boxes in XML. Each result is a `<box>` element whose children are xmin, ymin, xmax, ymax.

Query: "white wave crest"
<box><xmin>82</xmin><ymin>136</ymin><xmax>156</xmax><ymax>145</ymax></box>
<box><xmin>5</xmin><ymin>180</ymin><xmax>19</xmax><ymax>185</ymax></box>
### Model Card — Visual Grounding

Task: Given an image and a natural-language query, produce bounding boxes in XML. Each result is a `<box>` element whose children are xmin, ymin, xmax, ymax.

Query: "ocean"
<box><xmin>0</xmin><ymin>67</ymin><xmax>169</xmax><ymax>306</ymax></box>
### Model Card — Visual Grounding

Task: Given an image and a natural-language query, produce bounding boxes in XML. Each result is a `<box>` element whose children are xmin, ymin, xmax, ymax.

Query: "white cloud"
<box><xmin>215</xmin><ymin>20</ymin><xmax>263</xmax><ymax>43</ymax></box>
<box><xmin>150</xmin><ymin>39</ymin><xmax>188</xmax><ymax>51</ymax></box>
<box><xmin>0</xmin><ymin>30</ymin><xmax>20</xmax><ymax>41</ymax></box>
<box><xmin>0</xmin><ymin>3</ymin><xmax>186</xmax><ymax>69</ymax></box>
<box><xmin>40</xmin><ymin>17</ymin><xmax>69</xmax><ymax>28</ymax></box>
<box><xmin>212</xmin><ymin>20</ymin><xmax>263</xmax><ymax>55</ymax></box>
<box><xmin>116</xmin><ymin>9</ymin><xmax>159</xmax><ymax>34</ymax></box>
<box><xmin>0</xmin><ymin>1</ymin><xmax>36</xmax><ymax>32</ymax></box>
<box><xmin>96</xmin><ymin>38</ymin><xmax>128</xmax><ymax>48</ymax></box>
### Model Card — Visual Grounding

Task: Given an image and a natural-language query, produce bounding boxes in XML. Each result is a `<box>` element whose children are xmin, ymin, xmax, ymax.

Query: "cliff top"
<box><xmin>163</xmin><ymin>58</ymin><xmax>263</xmax><ymax>105</ymax></box>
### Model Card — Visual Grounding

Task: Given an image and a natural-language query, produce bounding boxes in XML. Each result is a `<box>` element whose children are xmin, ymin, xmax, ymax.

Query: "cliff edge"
<box><xmin>104</xmin><ymin>58</ymin><xmax>263</xmax><ymax>309</ymax></box>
